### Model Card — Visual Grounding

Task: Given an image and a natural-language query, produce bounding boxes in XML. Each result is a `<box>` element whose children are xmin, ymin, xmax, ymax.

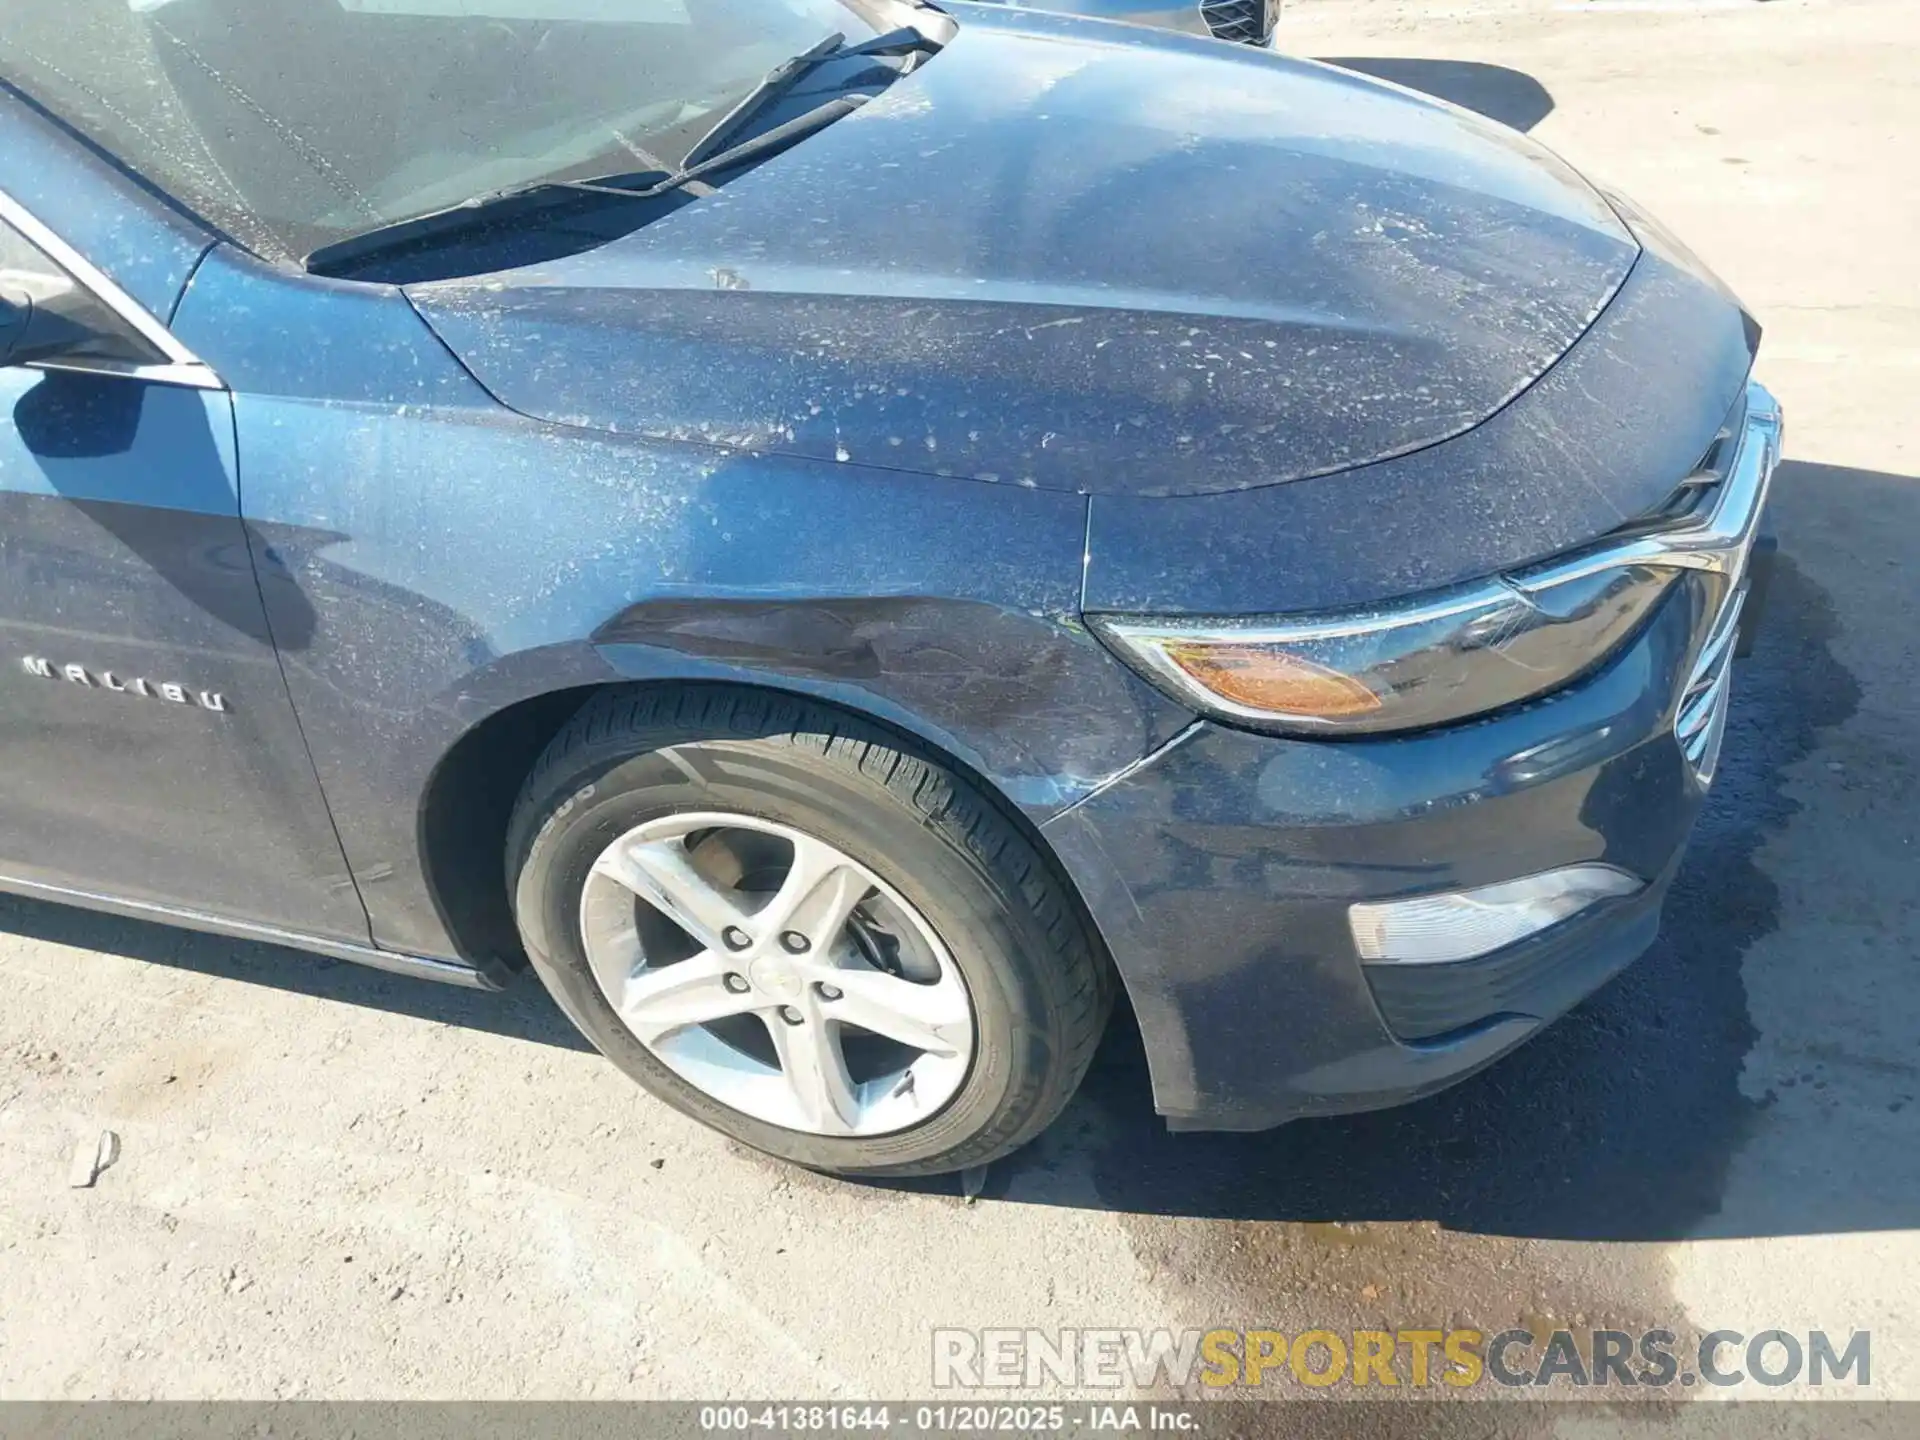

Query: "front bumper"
<box><xmin>1044</xmin><ymin>382</ymin><xmax>1781</xmax><ymax>1131</ymax></box>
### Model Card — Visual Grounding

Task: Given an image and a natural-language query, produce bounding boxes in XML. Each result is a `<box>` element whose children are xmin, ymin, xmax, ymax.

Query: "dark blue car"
<box><xmin>0</xmin><ymin>0</ymin><xmax>1776</xmax><ymax>1175</ymax></box>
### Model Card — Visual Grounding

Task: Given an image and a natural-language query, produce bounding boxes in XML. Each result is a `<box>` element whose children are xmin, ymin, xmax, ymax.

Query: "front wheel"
<box><xmin>504</xmin><ymin>687</ymin><xmax>1114</xmax><ymax>1177</ymax></box>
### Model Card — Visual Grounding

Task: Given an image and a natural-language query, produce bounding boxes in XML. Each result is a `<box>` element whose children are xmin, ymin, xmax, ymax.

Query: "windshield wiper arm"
<box><xmin>577</xmin><ymin>92</ymin><xmax>873</xmax><ymax>197</ymax></box>
<box><xmin>681</xmin><ymin>26</ymin><xmax>931</xmax><ymax>170</ymax></box>
<box><xmin>304</xmin><ymin>95</ymin><xmax>870</xmax><ymax>275</ymax></box>
<box><xmin>684</xmin><ymin>32</ymin><xmax>846</xmax><ymax>171</ymax></box>
<box><xmin>305</xmin><ymin>27</ymin><xmax>935</xmax><ymax>276</ymax></box>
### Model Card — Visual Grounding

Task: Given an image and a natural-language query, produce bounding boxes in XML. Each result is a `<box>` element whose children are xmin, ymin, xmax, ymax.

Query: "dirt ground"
<box><xmin>2</xmin><ymin>0</ymin><xmax>1916</xmax><ymax>1408</ymax></box>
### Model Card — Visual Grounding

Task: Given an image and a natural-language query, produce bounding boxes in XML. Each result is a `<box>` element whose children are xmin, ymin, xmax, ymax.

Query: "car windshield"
<box><xmin>0</xmin><ymin>0</ymin><xmax>886</xmax><ymax>263</ymax></box>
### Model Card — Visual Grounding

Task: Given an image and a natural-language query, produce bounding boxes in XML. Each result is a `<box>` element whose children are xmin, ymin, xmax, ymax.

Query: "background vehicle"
<box><xmin>0</xmin><ymin>0</ymin><xmax>1767</xmax><ymax>1176</ymax></box>
<box><xmin>982</xmin><ymin>0</ymin><xmax>1280</xmax><ymax>48</ymax></box>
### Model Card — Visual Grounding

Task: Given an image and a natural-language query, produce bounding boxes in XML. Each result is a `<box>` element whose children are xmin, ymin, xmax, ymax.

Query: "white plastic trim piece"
<box><xmin>1350</xmin><ymin>864</ymin><xmax>1643</xmax><ymax>966</ymax></box>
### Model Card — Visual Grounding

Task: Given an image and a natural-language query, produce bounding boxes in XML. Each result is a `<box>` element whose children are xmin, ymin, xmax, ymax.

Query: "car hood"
<box><xmin>409</xmin><ymin>5</ymin><xmax>1638</xmax><ymax>498</ymax></box>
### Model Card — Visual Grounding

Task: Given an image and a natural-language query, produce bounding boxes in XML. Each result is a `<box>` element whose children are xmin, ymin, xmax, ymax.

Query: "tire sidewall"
<box><xmin>512</xmin><ymin>737</ymin><xmax>1061</xmax><ymax>1174</ymax></box>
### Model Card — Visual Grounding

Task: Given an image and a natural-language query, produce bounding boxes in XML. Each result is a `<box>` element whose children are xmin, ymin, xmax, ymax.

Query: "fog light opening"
<box><xmin>1350</xmin><ymin>864</ymin><xmax>1643</xmax><ymax>966</ymax></box>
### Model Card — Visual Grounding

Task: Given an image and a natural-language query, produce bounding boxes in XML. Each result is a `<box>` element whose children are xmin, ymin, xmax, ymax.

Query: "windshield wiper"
<box><xmin>472</xmin><ymin>24</ymin><xmax>932</xmax><ymax>210</ymax></box>
<box><xmin>565</xmin><ymin>90</ymin><xmax>876</xmax><ymax>201</ymax></box>
<box><xmin>305</xmin><ymin>96</ymin><xmax>868</xmax><ymax>275</ymax></box>
<box><xmin>305</xmin><ymin>27</ymin><xmax>935</xmax><ymax>276</ymax></box>
<box><xmin>682</xmin><ymin>27</ymin><xmax>932</xmax><ymax>171</ymax></box>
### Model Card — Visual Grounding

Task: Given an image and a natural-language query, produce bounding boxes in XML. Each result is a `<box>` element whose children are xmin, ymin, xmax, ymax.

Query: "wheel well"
<box><xmin>416</xmin><ymin>678</ymin><xmax>1115</xmax><ymax>984</ymax></box>
<box><xmin>417</xmin><ymin>684</ymin><xmax>601</xmax><ymax>970</ymax></box>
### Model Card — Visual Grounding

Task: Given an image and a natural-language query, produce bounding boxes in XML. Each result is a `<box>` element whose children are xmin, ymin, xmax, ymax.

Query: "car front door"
<box><xmin>0</xmin><ymin>191</ymin><xmax>370</xmax><ymax>944</ymax></box>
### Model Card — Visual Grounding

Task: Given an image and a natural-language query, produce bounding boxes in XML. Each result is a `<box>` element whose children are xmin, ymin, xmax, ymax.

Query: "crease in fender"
<box><xmin>1044</xmin><ymin>718</ymin><xmax>1206</xmax><ymax>826</ymax></box>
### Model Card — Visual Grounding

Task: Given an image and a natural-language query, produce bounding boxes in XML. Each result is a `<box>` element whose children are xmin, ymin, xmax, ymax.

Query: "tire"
<box><xmin>505</xmin><ymin>685</ymin><xmax>1114</xmax><ymax>1177</ymax></box>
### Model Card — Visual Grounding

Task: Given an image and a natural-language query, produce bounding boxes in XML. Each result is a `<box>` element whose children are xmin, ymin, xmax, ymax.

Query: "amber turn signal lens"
<box><xmin>1160</xmin><ymin>641</ymin><xmax>1383</xmax><ymax>720</ymax></box>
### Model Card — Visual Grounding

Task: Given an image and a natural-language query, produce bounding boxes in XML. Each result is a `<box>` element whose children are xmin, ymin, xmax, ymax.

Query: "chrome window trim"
<box><xmin>21</xmin><ymin>356</ymin><xmax>223</xmax><ymax>389</ymax></box>
<box><xmin>0</xmin><ymin>186</ymin><xmax>224</xmax><ymax>391</ymax></box>
<box><xmin>1094</xmin><ymin>380</ymin><xmax>1783</xmax><ymax>728</ymax></box>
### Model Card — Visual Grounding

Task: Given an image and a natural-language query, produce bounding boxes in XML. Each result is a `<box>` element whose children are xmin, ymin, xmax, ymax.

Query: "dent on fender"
<box><xmin>589</xmin><ymin>594</ymin><xmax>1193</xmax><ymax>812</ymax></box>
<box><xmin>171</xmin><ymin>247</ymin><xmax>1189</xmax><ymax>955</ymax></box>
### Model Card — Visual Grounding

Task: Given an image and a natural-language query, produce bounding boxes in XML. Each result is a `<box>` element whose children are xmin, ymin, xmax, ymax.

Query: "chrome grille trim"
<box><xmin>1686</xmin><ymin>586</ymin><xmax>1744</xmax><ymax>699</ymax></box>
<box><xmin>1198</xmin><ymin>0</ymin><xmax>1276</xmax><ymax>43</ymax></box>
<box><xmin>1513</xmin><ymin>382</ymin><xmax>1781</xmax><ymax>600</ymax></box>
<box><xmin>1495</xmin><ymin>380</ymin><xmax>1777</xmax><ymax>787</ymax></box>
<box><xmin>1657</xmin><ymin>379</ymin><xmax>1782</xmax><ymax>787</ymax></box>
<box><xmin>1662</xmin><ymin>389</ymin><xmax>1749</xmax><ymax>520</ymax></box>
<box><xmin>1677</xmin><ymin>584</ymin><xmax>1743</xmax><ymax>786</ymax></box>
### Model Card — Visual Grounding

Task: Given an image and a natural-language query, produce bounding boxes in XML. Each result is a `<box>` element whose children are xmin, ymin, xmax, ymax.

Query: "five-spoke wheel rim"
<box><xmin>579</xmin><ymin>811</ymin><xmax>976</xmax><ymax>1137</ymax></box>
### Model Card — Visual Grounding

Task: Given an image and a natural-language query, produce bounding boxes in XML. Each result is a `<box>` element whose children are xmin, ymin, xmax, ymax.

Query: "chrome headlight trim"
<box><xmin>1092</xmin><ymin>380</ymin><xmax>1782</xmax><ymax>736</ymax></box>
<box><xmin>1516</xmin><ymin>380</ymin><xmax>1780</xmax><ymax>597</ymax></box>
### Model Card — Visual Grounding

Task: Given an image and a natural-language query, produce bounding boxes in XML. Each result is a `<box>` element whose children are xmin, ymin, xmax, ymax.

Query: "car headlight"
<box><xmin>1090</xmin><ymin>560</ymin><xmax>1681</xmax><ymax>736</ymax></box>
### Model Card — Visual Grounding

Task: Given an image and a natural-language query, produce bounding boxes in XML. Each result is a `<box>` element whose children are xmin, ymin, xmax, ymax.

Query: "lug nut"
<box><xmin>778</xmin><ymin>1005</ymin><xmax>805</xmax><ymax>1026</ymax></box>
<box><xmin>780</xmin><ymin>931</ymin><xmax>810</xmax><ymax>953</ymax></box>
<box><xmin>723</xmin><ymin>973</ymin><xmax>750</xmax><ymax>994</ymax></box>
<box><xmin>818</xmin><ymin>984</ymin><xmax>843</xmax><ymax>1001</ymax></box>
<box><xmin>722</xmin><ymin>926</ymin><xmax>752</xmax><ymax>951</ymax></box>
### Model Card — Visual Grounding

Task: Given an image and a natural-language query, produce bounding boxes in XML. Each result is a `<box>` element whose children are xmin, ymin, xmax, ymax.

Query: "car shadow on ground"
<box><xmin>0</xmin><ymin>892</ymin><xmax>594</xmax><ymax>1054</ymax></box>
<box><xmin>0</xmin><ymin>462</ymin><xmax>1907</xmax><ymax>1246</ymax></box>
<box><xmin>1318</xmin><ymin>58</ymin><xmax>1555</xmax><ymax>132</ymax></box>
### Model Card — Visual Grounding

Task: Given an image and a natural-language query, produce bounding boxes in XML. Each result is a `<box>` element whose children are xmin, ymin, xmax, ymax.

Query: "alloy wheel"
<box><xmin>578</xmin><ymin>811</ymin><xmax>976</xmax><ymax>1137</ymax></box>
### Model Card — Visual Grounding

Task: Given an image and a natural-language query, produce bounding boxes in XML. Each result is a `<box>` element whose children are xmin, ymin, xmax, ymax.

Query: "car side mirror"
<box><xmin>0</xmin><ymin>278</ymin><xmax>99</xmax><ymax>368</ymax></box>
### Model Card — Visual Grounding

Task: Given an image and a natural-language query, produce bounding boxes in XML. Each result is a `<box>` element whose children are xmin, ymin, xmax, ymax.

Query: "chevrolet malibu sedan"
<box><xmin>0</xmin><ymin>0</ymin><xmax>1776</xmax><ymax>1175</ymax></box>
